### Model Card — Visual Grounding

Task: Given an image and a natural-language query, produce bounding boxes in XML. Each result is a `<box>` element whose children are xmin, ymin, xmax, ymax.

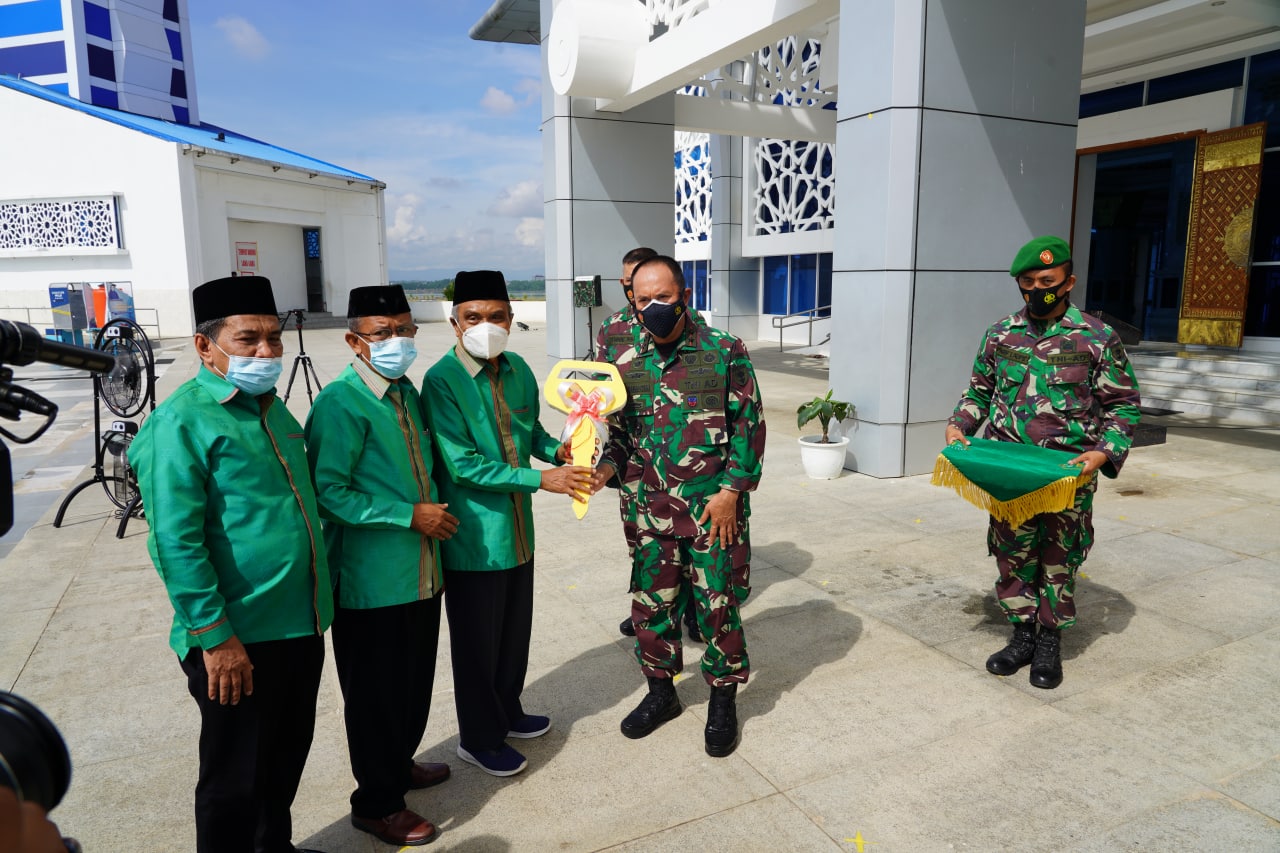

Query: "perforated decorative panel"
<box><xmin>675</xmin><ymin>131</ymin><xmax>712</xmax><ymax>245</ymax></box>
<box><xmin>0</xmin><ymin>196</ymin><xmax>122</xmax><ymax>252</ymax></box>
<box><xmin>753</xmin><ymin>139</ymin><xmax>834</xmax><ymax>235</ymax></box>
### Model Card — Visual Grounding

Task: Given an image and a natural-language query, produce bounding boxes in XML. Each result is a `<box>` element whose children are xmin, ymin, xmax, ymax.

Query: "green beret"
<box><xmin>1010</xmin><ymin>236</ymin><xmax>1071</xmax><ymax>277</ymax></box>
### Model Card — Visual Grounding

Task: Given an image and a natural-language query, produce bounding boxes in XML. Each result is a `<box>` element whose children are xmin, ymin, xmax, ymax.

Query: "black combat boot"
<box><xmin>704</xmin><ymin>684</ymin><xmax>739</xmax><ymax>757</ymax></box>
<box><xmin>618</xmin><ymin>616</ymin><xmax>636</xmax><ymax>637</ymax></box>
<box><xmin>620</xmin><ymin>676</ymin><xmax>682</xmax><ymax>739</ymax></box>
<box><xmin>684</xmin><ymin>607</ymin><xmax>704</xmax><ymax>643</ymax></box>
<box><xmin>1029</xmin><ymin>627</ymin><xmax>1063</xmax><ymax>689</ymax></box>
<box><xmin>985</xmin><ymin>621</ymin><xmax>1037</xmax><ymax>676</ymax></box>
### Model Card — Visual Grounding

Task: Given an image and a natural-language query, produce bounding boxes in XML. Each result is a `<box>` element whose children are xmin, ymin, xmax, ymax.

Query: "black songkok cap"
<box><xmin>452</xmin><ymin>270</ymin><xmax>510</xmax><ymax>305</ymax></box>
<box><xmin>193</xmin><ymin>276</ymin><xmax>278</xmax><ymax>325</ymax></box>
<box><xmin>347</xmin><ymin>284</ymin><xmax>411</xmax><ymax>319</ymax></box>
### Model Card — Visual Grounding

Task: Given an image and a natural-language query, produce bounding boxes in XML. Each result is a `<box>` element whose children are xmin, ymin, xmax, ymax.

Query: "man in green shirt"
<box><xmin>130</xmin><ymin>275</ymin><xmax>332</xmax><ymax>853</ymax></box>
<box><xmin>305</xmin><ymin>285</ymin><xmax>456</xmax><ymax>847</ymax></box>
<box><xmin>423</xmin><ymin>270</ymin><xmax>593</xmax><ymax>777</ymax></box>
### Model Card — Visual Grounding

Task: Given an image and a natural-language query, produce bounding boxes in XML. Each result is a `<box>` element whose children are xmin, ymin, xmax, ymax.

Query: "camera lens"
<box><xmin>0</xmin><ymin>691</ymin><xmax>72</xmax><ymax>812</ymax></box>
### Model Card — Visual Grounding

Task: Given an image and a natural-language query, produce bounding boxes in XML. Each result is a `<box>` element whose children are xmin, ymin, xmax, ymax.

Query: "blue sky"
<box><xmin>186</xmin><ymin>2</ymin><xmax>544</xmax><ymax>280</ymax></box>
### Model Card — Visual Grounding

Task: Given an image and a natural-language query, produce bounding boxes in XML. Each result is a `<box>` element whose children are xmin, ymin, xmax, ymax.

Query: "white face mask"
<box><xmin>461</xmin><ymin>322</ymin><xmax>509</xmax><ymax>360</ymax></box>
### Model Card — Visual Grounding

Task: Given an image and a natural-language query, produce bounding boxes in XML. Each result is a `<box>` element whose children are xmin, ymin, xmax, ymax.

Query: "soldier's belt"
<box><xmin>931</xmin><ymin>437</ymin><xmax>1091</xmax><ymax>528</ymax></box>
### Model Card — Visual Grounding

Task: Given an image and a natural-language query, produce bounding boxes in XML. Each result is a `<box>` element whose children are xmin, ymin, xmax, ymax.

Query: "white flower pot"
<box><xmin>798</xmin><ymin>435</ymin><xmax>850</xmax><ymax>479</ymax></box>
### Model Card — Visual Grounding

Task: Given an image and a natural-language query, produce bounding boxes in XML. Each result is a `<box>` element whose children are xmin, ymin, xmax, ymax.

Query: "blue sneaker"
<box><xmin>507</xmin><ymin>714</ymin><xmax>551</xmax><ymax>739</ymax></box>
<box><xmin>456</xmin><ymin>743</ymin><xmax>527</xmax><ymax>777</ymax></box>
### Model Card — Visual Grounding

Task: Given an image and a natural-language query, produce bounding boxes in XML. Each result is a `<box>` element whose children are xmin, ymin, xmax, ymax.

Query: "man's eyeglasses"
<box><xmin>359</xmin><ymin>324</ymin><xmax>418</xmax><ymax>342</ymax></box>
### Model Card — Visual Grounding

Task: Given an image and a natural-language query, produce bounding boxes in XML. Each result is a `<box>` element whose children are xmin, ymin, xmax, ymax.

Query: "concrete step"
<box><xmin>1139</xmin><ymin>380</ymin><xmax>1280</xmax><ymax>413</ymax></box>
<box><xmin>1129</xmin><ymin>352</ymin><xmax>1280</xmax><ymax>380</ymax></box>
<box><xmin>1140</xmin><ymin>393</ymin><xmax>1280</xmax><ymax>425</ymax></box>
<box><xmin>1135</xmin><ymin>366</ymin><xmax>1280</xmax><ymax>394</ymax></box>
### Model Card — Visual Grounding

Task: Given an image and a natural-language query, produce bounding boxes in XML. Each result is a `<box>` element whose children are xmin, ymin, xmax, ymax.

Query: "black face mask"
<box><xmin>1021</xmin><ymin>280</ymin><xmax>1070</xmax><ymax>318</ymax></box>
<box><xmin>638</xmin><ymin>299</ymin><xmax>686</xmax><ymax>339</ymax></box>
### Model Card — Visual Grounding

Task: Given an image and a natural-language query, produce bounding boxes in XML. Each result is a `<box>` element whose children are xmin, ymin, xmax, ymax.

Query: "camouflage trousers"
<box><xmin>988</xmin><ymin>478</ymin><xmax>1096</xmax><ymax>630</ymax></box>
<box><xmin>631</xmin><ymin>525</ymin><xmax>751</xmax><ymax>686</ymax></box>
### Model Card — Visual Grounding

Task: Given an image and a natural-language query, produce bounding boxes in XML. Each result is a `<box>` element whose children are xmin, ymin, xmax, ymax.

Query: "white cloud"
<box><xmin>515</xmin><ymin>217</ymin><xmax>543</xmax><ymax>248</ymax></box>
<box><xmin>385</xmin><ymin>193</ymin><xmax>429</xmax><ymax>247</ymax></box>
<box><xmin>215</xmin><ymin>16</ymin><xmax>269</xmax><ymax>60</ymax></box>
<box><xmin>480</xmin><ymin>86</ymin><xmax>518</xmax><ymax>115</ymax></box>
<box><xmin>487</xmin><ymin>181</ymin><xmax>542</xmax><ymax>218</ymax></box>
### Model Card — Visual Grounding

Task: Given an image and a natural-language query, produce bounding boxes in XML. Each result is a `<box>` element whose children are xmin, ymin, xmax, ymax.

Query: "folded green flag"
<box><xmin>932</xmin><ymin>437</ymin><xmax>1091</xmax><ymax>527</ymax></box>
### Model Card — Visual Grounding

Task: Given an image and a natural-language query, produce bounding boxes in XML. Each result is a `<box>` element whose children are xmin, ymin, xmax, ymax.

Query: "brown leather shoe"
<box><xmin>408</xmin><ymin>761</ymin><xmax>451</xmax><ymax>789</ymax></box>
<box><xmin>350</xmin><ymin>809</ymin><xmax>438</xmax><ymax>846</ymax></box>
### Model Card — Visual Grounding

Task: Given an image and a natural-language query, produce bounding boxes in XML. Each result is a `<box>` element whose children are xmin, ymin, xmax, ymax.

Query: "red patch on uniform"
<box><xmin>1039</xmin><ymin>249</ymin><xmax>1054</xmax><ymax>265</ymax></box>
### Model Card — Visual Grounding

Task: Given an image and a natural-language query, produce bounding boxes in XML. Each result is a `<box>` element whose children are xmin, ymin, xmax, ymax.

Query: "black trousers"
<box><xmin>180</xmin><ymin>634</ymin><xmax>324</xmax><ymax>853</ymax></box>
<box><xmin>444</xmin><ymin>560</ymin><xmax>534</xmax><ymax>752</ymax></box>
<box><xmin>331</xmin><ymin>596</ymin><xmax>442</xmax><ymax>818</ymax></box>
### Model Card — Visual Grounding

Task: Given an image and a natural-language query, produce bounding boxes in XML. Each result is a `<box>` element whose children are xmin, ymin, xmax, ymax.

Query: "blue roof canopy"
<box><xmin>0</xmin><ymin>74</ymin><xmax>381</xmax><ymax>184</ymax></box>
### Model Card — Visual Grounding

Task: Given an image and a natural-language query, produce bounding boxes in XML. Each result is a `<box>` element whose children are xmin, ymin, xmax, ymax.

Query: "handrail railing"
<box><xmin>0</xmin><ymin>306</ymin><xmax>163</xmax><ymax>342</ymax></box>
<box><xmin>770</xmin><ymin>305</ymin><xmax>831</xmax><ymax>351</ymax></box>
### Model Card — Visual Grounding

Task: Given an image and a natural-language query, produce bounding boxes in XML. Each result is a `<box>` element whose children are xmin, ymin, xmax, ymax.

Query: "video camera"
<box><xmin>0</xmin><ymin>321</ymin><xmax>110</xmax><ymax>850</ymax></box>
<box><xmin>0</xmin><ymin>319</ymin><xmax>115</xmax><ymax>536</ymax></box>
<box><xmin>0</xmin><ymin>691</ymin><xmax>81</xmax><ymax>851</ymax></box>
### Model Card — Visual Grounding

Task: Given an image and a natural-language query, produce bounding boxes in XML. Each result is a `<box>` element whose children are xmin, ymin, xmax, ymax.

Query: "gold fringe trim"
<box><xmin>931</xmin><ymin>455</ymin><xmax>1087</xmax><ymax>528</ymax></box>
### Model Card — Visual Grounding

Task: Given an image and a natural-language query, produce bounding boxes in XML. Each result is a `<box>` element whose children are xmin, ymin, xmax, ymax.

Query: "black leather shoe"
<box><xmin>620</xmin><ymin>676</ymin><xmax>681</xmax><ymax>738</ymax></box>
<box><xmin>408</xmin><ymin>761</ymin><xmax>450</xmax><ymax>789</ymax></box>
<box><xmin>985</xmin><ymin>621</ymin><xmax>1037</xmax><ymax>676</ymax></box>
<box><xmin>705</xmin><ymin>683</ymin><xmax>740</xmax><ymax>757</ymax></box>
<box><xmin>1029</xmin><ymin>627</ymin><xmax>1063</xmax><ymax>689</ymax></box>
<box><xmin>351</xmin><ymin>809</ymin><xmax>437</xmax><ymax>846</ymax></box>
<box><xmin>619</xmin><ymin>616</ymin><xmax>636</xmax><ymax>637</ymax></box>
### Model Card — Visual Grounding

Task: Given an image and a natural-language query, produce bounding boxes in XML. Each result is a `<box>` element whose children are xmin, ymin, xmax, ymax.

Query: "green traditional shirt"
<box><xmin>130</xmin><ymin>366</ymin><xmax>333</xmax><ymax>657</ymax></box>
<box><xmin>305</xmin><ymin>359</ymin><xmax>443</xmax><ymax>609</ymax></box>
<box><xmin>422</xmin><ymin>342</ymin><xmax>561</xmax><ymax>572</ymax></box>
<box><xmin>948</xmin><ymin>304</ymin><xmax>1142</xmax><ymax>477</ymax></box>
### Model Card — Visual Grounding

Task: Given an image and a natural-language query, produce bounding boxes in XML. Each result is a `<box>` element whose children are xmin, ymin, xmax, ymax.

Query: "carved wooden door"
<box><xmin>1178</xmin><ymin>123</ymin><xmax>1266</xmax><ymax>347</ymax></box>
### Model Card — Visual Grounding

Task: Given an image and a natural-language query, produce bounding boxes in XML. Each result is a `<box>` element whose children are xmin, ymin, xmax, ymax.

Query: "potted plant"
<box><xmin>796</xmin><ymin>390</ymin><xmax>853</xmax><ymax>479</ymax></box>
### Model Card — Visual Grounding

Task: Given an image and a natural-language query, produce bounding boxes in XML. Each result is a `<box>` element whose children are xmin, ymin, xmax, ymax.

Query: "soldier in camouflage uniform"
<box><xmin>591</xmin><ymin>255</ymin><xmax>764</xmax><ymax>757</ymax></box>
<box><xmin>946</xmin><ymin>235</ymin><xmax>1141</xmax><ymax>689</ymax></box>
<box><xmin>595</xmin><ymin>247</ymin><xmax>703</xmax><ymax>644</ymax></box>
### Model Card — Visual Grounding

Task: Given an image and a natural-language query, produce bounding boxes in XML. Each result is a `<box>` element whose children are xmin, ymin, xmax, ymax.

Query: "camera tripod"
<box><xmin>279</xmin><ymin>309</ymin><xmax>322</xmax><ymax>405</ymax></box>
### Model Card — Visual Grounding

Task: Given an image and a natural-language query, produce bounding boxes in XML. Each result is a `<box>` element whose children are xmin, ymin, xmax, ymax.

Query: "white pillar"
<box><xmin>709</xmin><ymin>134</ymin><xmax>759</xmax><ymax>341</ymax></box>
<box><xmin>540</xmin><ymin>1</ymin><xmax>674</xmax><ymax>358</ymax></box>
<box><xmin>830</xmin><ymin>0</ymin><xmax>1086</xmax><ymax>476</ymax></box>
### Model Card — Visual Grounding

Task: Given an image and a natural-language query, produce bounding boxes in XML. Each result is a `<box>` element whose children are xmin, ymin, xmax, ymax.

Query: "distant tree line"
<box><xmin>395</xmin><ymin>279</ymin><xmax>546</xmax><ymax>301</ymax></box>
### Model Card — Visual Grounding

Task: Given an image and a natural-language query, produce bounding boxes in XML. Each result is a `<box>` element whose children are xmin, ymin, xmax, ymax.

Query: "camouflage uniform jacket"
<box><xmin>602</xmin><ymin>321</ymin><xmax>765</xmax><ymax>538</ymax></box>
<box><xmin>948</xmin><ymin>304</ymin><xmax>1142</xmax><ymax>477</ymax></box>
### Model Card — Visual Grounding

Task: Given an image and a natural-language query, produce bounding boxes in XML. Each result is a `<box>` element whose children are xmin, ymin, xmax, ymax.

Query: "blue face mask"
<box><xmin>214</xmin><ymin>342</ymin><xmax>283</xmax><ymax>396</ymax></box>
<box><xmin>362</xmin><ymin>335</ymin><xmax>418</xmax><ymax>379</ymax></box>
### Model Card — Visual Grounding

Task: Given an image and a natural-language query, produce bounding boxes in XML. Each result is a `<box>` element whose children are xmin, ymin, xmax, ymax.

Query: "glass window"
<box><xmin>1147</xmin><ymin>59</ymin><xmax>1245</xmax><ymax>106</ymax></box>
<box><xmin>1244</xmin><ymin>267</ymin><xmax>1280</xmax><ymax>338</ymax></box>
<box><xmin>762</xmin><ymin>256</ymin><xmax>788</xmax><ymax>314</ymax></box>
<box><xmin>790</xmin><ymin>254</ymin><xmax>817</xmax><ymax>314</ymax></box>
<box><xmin>1254</xmin><ymin>152</ymin><xmax>1280</xmax><ymax>264</ymax></box>
<box><xmin>86</xmin><ymin>43</ymin><xmax>114</xmax><ymax>81</ymax></box>
<box><xmin>817</xmin><ymin>253</ymin><xmax>833</xmax><ymax>317</ymax></box>
<box><xmin>1079</xmin><ymin>83</ymin><xmax>1144</xmax><ymax>119</ymax></box>
<box><xmin>680</xmin><ymin>260</ymin><xmax>710</xmax><ymax>311</ymax></box>
<box><xmin>1244</xmin><ymin>48</ymin><xmax>1280</xmax><ymax>149</ymax></box>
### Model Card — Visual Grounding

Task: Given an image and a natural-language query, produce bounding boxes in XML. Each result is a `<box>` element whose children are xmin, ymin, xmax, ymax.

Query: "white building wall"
<box><xmin>0</xmin><ymin>87</ymin><xmax>191</xmax><ymax>336</ymax></box>
<box><xmin>0</xmin><ymin>88</ymin><xmax>385</xmax><ymax>339</ymax></box>
<box><xmin>226</xmin><ymin>220</ymin><xmax>307</xmax><ymax>310</ymax></box>
<box><xmin>192</xmin><ymin>160</ymin><xmax>385</xmax><ymax>330</ymax></box>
